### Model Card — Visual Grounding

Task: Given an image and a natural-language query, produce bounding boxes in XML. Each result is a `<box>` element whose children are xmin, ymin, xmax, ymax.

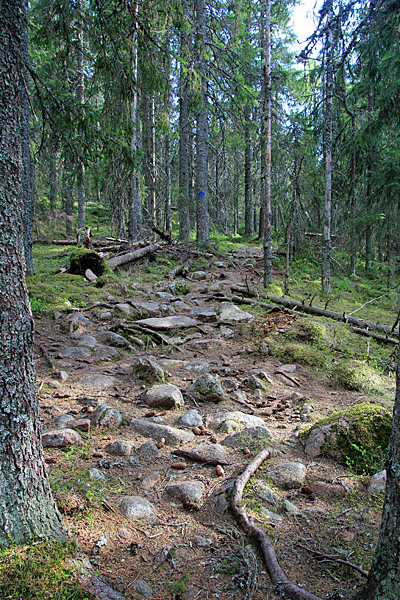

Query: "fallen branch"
<box><xmin>351</xmin><ymin>327</ymin><xmax>398</xmax><ymax>345</ymax></box>
<box><xmin>107</xmin><ymin>243</ymin><xmax>160</xmax><ymax>270</ymax></box>
<box><xmin>117</xmin><ymin>323</ymin><xmax>184</xmax><ymax>354</ymax></box>
<box><xmin>152</xmin><ymin>224</ymin><xmax>172</xmax><ymax>243</ymax></box>
<box><xmin>230</xmin><ymin>447</ymin><xmax>322</xmax><ymax>600</ymax></box>
<box><xmin>173</xmin><ymin>449</ymin><xmax>231</xmax><ymax>466</ymax></box>
<box><xmin>296</xmin><ymin>543</ymin><xmax>368</xmax><ymax>578</ymax></box>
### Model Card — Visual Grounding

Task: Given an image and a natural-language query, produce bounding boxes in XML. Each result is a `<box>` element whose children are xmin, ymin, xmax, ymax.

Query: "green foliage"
<box><xmin>0</xmin><ymin>541</ymin><xmax>93</xmax><ymax>600</ymax></box>
<box><xmin>169</xmin><ymin>572</ymin><xmax>192</xmax><ymax>594</ymax></box>
<box><xmin>275</xmin><ymin>342</ymin><xmax>325</xmax><ymax>367</ymax></box>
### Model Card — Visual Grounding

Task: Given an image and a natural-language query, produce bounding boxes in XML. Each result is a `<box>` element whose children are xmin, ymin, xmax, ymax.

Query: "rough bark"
<box><xmin>263</xmin><ymin>0</ymin><xmax>273</xmax><ymax>287</ymax></box>
<box><xmin>195</xmin><ymin>0</ymin><xmax>210</xmax><ymax>243</ymax></box>
<box><xmin>321</xmin><ymin>8</ymin><xmax>334</xmax><ymax>294</ymax></box>
<box><xmin>178</xmin><ymin>0</ymin><xmax>191</xmax><ymax>241</ymax></box>
<box><xmin>128</xmin><ymin>6</ymin><xmax>141</xmax><ymax>242</ymax></box>
<box><xmin>22</xmin><ymin>0</ymin><xmax>34</xmax><ymax>275</ymax></box>
<box><xmin>244</xmin><ymin>104</ymin><xmax>253</xmax><ymax>237</ymax></box>
<box><xmin>76</xmin><ymin>0</ymin><xmax>86</xmax><ymax>230</ymax></box>
<box><xmin>0</xmin><ymin>0</ymin><xmax>67</xmax><ymax>546</ymax></box>
<box><xmin>355</xmin><ymin>347</ymin><xmax>400</xmax><ymax>599</ymax></box>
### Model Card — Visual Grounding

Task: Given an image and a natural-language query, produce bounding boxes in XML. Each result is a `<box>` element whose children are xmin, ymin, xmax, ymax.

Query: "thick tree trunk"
<box><xmin>321</xmin><ymin>9</ymin><xmax>334</xmax><ymax>294</ymax></box>
<box><xmin>355</xmin><ymin>348</ymin><xmax>400</xmax><ymax>599</ymax></box>
<box><xmin>0</xmin><ymin>1</ymin><xmax>67</xmax><ymax>546</ymax></box>
<box><xmin>178</xmin><ymin>0</ymin><xmax>191</xmax><ymax>241</ymax></box>
<box><xmin>165</xmin><ymin>134</ymin><xmax>172</xmax><ymax>237</ymax></box>
<box><xmin>22</xmin><ymin>0</ymin><xmax>34</xmax><ymax>275</ymax></box>
<box><xmin>195</xmin><ymin>0</ymin><xmax>210</xmax><ymax>243</ymax></box>
<box><xmin>263</xmin><ymin>0</ymin><xmax>273</xmax><ymax>287</ymax></box>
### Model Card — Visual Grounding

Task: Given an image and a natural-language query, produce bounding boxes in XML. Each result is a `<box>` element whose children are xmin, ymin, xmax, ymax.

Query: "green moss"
<box><xmin>69</xmin><ymin>248</ymin><xmax>108</xmax><ymax>277</ymax></box>
<box><xmin>266</xmin><ymin>282</ymin><xmax>283</xmax><ymax>297</ymax></box>
<box><xmin>0</xmin><ymin>541</ymin><xmax>94</xmax><ymax>600</ymax></box>
<box><xmin>303</xmin><ymin>402</ymin><xmax>392</xmax><ymax>475</ymax></box>
<box><xmin>331</xmin><ymin>359</ymin><xmax>383</xmax><ymax>391</ymax></box>
<box><xmin>275</xmin><ymin>342</ymin><xmax>325</xmax><ymax>366</ymax></box>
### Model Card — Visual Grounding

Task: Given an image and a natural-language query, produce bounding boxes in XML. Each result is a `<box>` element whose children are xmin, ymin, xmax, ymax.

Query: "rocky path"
<box><xmin>34</xmin><ymin>246</ymin><xmax>382</xmax><ymax>600</ymax></box>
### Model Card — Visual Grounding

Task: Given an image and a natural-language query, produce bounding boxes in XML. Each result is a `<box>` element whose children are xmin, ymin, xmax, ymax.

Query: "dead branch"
<box><xmin>152</xmin><ymin>224</ymin><xmax>172</xmax><ymax>243</ymax></box>
<box><xmin>351</xmin><ymin>327</ymin><xmax>398</xmax><ymax>345</ymax></box>
<box><xmin>34</xmin><ymin>341</ymin><xmax>57</xmax><ymax>372</ymax></box>
<box><xmin>173</xmin><ymin>449</ymin><xmax>231</xmax><ymax>466</ymax></box>
<box><xmin>296</xmin><ymin>543</ymin><xmax>368</xmax><ymax>578</ymax></box>
<box><xmin>117</xmin><ymin>323</ymin><xmax>184</xmax><ymax>354</ymax></box>
<box><xmin>107</xmin><ymin>243</ymin><xmax>160</xmax><ymax>270</ymax></box>
<box><xmin>230</xmin><ymin>447</ymin><xmax>322</xmax><ymax>600</ymax></box>
<box><xmin>347</xmin><ymin>295</ymin><xmax>386</xmax><ymax>317</ymax></box>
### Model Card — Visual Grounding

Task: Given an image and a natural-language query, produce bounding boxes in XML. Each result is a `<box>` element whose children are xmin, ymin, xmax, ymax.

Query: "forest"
<box><xmin>1</xmin><ymin>0</ymin><xmax>400</xmax><ymax>599</ymax></box>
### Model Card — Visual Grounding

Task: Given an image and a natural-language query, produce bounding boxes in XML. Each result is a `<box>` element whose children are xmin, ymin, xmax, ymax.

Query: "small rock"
<box><xmin>89</xmin><ymin>468</ymin><xmax>106</xmax><ymax>480</ymax></box>
<box><xmin>77</xmin><ymin>335</ymin><xmax>98</xmax><ymax>349</ymax></box>
<box><xmin>187</xmin><ymin>374</ymin><xmax>225</xmax><ymax>403</ymax></box>
<box><xmin>91</xmin><ymin>404</ymin><xmax>123</xmax><ymax>428</ymax></box>
<box><xmin>57</xmin><ymin>347</ymin><xmax>92</xmax><ymax>360</ymax></box>
<box><xmin>304</xmin><ymin>427</ymin><xmax>326</xmax><ymax>457</ymax></box>
<box><xmin>120</xmin><ymin>496</ymin><xmax>158</xmax><ymax>523</ymax></box>
<box><xmin>283</xmin><ymin>499</ymin><xmax>301</xmax><ymax>515</ymax></box>
<box><xmin>56</xmin><ymin>414</ymin><xmax>75</xmax><ymax>428</ymax></box>
<box><xmin>42</xmin><ymin>428</ymin><xmax>82</xmax><ymax>448</ymax></box>
<box><xmin>71</xmin><ymin>418</ymin><xmax>91</xmax><ymax>433</ymax></box>
<box><xmin>95</xmin><ymin>331</ymin><xmax>133</xmax><ymax>350</ymax></box>
<box><xmin>105</xmin><ymin>440</ymin><xmax>133</xmax><ymax>456</ymax></box>
<box><xmin>143</xmin><ymin>384</ymin><xmax>184</xmax><ymax>410</ymax></box>
<box><xmin>211</xmin><ymin>411</ymin><xmax>265</xmax><ymax>430</ymax></box>
<box><xmin>268</xmin><ymin>462</ymin><xmax>307</xmax><ymax>490</ymax></box>
<box><xmin>132</xmin><ymin>580</ymin><xmax>152</xmax><ymax>599</ymax></box>
<box><xmin>193</xmin><ymin>535</ymin><xmax>212</xmax><ymax>549</ymax></box>
<box><xmin>312</xmin><ymin>481</ymin><xmax>346</xmax><ymax>500</ymax></box>
<box><xmin>256</xmin><ymin>482</ymin><xmax>278</xmax><ymax>506</ymax></box>
<box><xmin>368</xmin><ymin>470</ymin><xmax>386</xmax><ymax>495</ymax></box>
<box><xmin>217</xmin><ymin>302</ymin><xmax>255</xmax><ymax>323</ymax></box>
<box><xmin>178</xmin><ymin>409</ymin><xmax>203</xmax><ymax>428</ymax></box>
<box><xmin>133</xmin><ymin>357</ymin><xmax>166</xmax><ymax>383</ymax></box>
<box><xmin>222</xmin><ymin>426</ymin><xmax>275</xmax><ymax>448</ymax></box>
<box><xmin>141</xmin><ymin>471</ymin><xmax>161</xmax><ymax>491</ymax></box>
<box><xmin>137</xmin><ymin>441</ymin><xmax>160</xmax><ymax>460</ymax></box>
<box><xmin>259</xmin><ymin>507</ymin><xmax>283</xmax><ymax>523</ymax></box>
<box><xmin>130</xmin><ymin>418</ymin><xmax>195</xmax><ymax>446</ymax></box>
<box><xmin>166</xmin><ymin>481</ymin><xmax>205</xmax><ymax>504</ymax></box>
<box><xmin>194</xmin><ymin>443</ymin><xmax>229</xmax><ymax>463</ymax></box>
<box><xmin>135</xmin><ymin>316</ymin><xmax>198</xmax><ymax>330</ymax></box>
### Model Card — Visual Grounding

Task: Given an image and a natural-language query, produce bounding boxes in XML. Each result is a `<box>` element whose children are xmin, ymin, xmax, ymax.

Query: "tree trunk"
<box><xmin>76</xmin><ymin>0</ymin><xmax>86</xmax><ymax>230</ymax></box>
<box><xmin>355</xmin><ymin>347</ymin><xmax>400</xmax><ymax>599</ymax></box>
<box><xmin>0</xmin><ymin>0</ymin><xmax>67</xmax><ymax>546</ymax></box>
<box><xmin>178</xmin><ymin>0</ymin><xmax>191</xmax><ymax>241</ymax></box>
<box><xmin>321</xmin><ymin>8</ymin><xmax>334</xmax><ymax>294</ymax></box>
<box><xmin>63</xmin><ymin>158</ymin><xmax>74</xmax><ymax>237</ymax></box>
<box><xmin>22</xmin><ymin>0</ymin><xmax>34</xmax><ymax>275</ymax></box>
<box><xmin>263</xmin><ymin>0</ymin><xmax>273</xmax><ymax>287</ymax></box>
<box><xmin>165</xmin><ymin>134</ymin><xmax>172</xmax><ymax>237</ymax></box>
<box><xmin>49</xmin><ymin>147</ymin><xmax>58</xmax><ymax>214</ymax></box>
<box><xmin>128</xmin><ymin>5</ymin><xmax>141</xmax><ymax>242</ymax></box>
<box><xmin>195</xmin><ymin>0</ymin><xmax>210</xmax><ymax>243</ymax></box>
<box><xmin>244</xmin><ymin>104</ymin><xmax>253</xmax><ymax>237</ymax></box>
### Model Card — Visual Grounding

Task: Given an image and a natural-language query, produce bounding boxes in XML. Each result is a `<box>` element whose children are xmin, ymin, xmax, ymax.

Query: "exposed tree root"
<box><xmin>230</xmin><ymin>447</ymin><xmax>322</xmax><ymax>600</ymax></box>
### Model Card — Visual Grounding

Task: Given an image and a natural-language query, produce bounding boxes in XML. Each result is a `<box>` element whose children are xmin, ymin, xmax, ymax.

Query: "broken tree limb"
<box><xmin>152</xmin><ymin>224</ymin><xmax>172</xmax><ymax>243</ymax></box>
<box><xmin>107</xmin><ymin>243</ymin><xmax>160</xmax><ymax>270</ymax></box>
<box><xmin>117</xmin><ymin>323</ymin><xmax>184</xmax><ymax>354</ymax></box>
<box><xmin>230</xmin><ymin>447</ymin><xmax>322</xmax><ymax>600</ymax></box>
<box><xmin>296</xmin><ymin>543</ymin><xmax>368</xmax><ymax>578</ymax></box>
<box><xmin>173</xmin><ymin>449</ymin><xmax>231</xmax><ymax>466</ymax></box>
<box><xmin>351</xmin><ymin>327</ymin><xmax>398</xmax><ymax>345</ymax></box>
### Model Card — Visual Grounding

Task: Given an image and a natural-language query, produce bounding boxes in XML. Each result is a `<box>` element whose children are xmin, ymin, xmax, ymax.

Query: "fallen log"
<box><xmin>231</xmin><ymin>291</ymin><xmax>400</xmax><ymax>339</ymax></box>
<box><xmin>230</xmin><ymin>447</ymin><xmax>322</xmax><ymax>600</ymax></box>
<box><xmin>107</xmin><ymin>243</ymin><xmax>160</xmax><ymax>270</ymax></box>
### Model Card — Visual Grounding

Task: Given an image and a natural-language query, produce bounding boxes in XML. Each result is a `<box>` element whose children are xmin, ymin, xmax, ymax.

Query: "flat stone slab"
<box><xmin>130</xmin><ymin>418</ymin><xmax>195</xmax><ymax>446</ymax></box>
<box><xmin>134</xmin><ymin>316</ymin><xmax>197</xmax><ymax>330</ymax></box>
<box><xmin>211</xmin><ymin>411</ymin><xmax>265</xmax><ymax>430</ymax></box>
<box><xmin>57</xmin><ymin>347</ymin><xmax>92</xmax><ymax>360</ymax></box>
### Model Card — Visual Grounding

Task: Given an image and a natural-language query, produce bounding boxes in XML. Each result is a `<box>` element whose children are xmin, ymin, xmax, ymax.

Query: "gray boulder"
<box><xmin>187</xmin><ymin>373</ymin><xmax>225</xmax><ymax>403</ymax></box>
<box><xmin>130</xmin><ymin>419</ymin><xmax>194</xmax><ymax>446</ymax></box>
<box><xmin>217</xmin><ymin>302</ymin><xmax>255</xmax><ymax>323</ymax></box>
<box><xmin>222</xmin><ymin>426</ymin><xmax>275</xmax><ymax>448</ymax></box>
<box><xmin>143</xmin><ymin>384</ymin><xmax>184</xmax><ymax>410</ymax></box>
<box><xmin>166</xmin><ymin>481</ymin><xmax>205</xmax><ymax>504</ymax></box>
<box><xmin>91</xmin><ymin>404</ymin><xmax>123</xmax><ymax>428</ymax></box>
<box><xmin>105</xmin><ymin>440</ymin><xmax>133</xmax><ymax>456</ymax></box>
<box><xmin>268</xmin><ymin>462</ymin><xmax>307</xmax><ymax>490</ymax></box>
<box><xmin>178</xmin><ymin>409</ymin><xmax>203</xmax><ymax>428</ymax></box>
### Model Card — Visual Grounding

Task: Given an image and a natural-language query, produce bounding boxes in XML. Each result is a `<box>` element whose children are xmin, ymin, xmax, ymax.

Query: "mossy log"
<box><xmin>69</xmin><ymin>248</ymin><xmax>107</xmax><ymax>276</ymax></box>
